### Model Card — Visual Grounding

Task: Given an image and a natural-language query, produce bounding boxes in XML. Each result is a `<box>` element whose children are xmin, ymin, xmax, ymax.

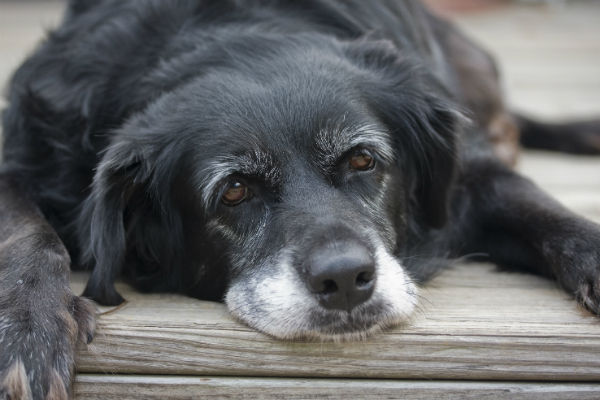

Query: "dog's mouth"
<box><xmin>225</xmin><ymin>246</ymin><xmax>417</xmax><ymax>341</ymax></box>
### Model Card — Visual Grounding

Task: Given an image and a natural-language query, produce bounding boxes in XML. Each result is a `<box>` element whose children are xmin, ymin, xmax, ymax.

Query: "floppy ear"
<box><xmin>79</xmin><ymin>136</ymin><xmax>187</xmax><ymax>305</ymax></box>
<box><xmin>345</xmin><ymin>40</ymin><xmax>462</xmax><ymax>228</ymax></box>
<box><xmin>398</xmin><ymin>98</ymin><xmax>461</xmax><ymax>229</ymax></box>
<box><xmin>79</xmin><ymin>141</ymin><xmax>148</xmax><ymax>305</ymax></box>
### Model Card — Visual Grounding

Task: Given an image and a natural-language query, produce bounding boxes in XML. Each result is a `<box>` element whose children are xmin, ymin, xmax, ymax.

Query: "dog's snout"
<box><xmin>306</xmin><ymin>244</ymin><xmax>376</xmax><ymax>312</ymax></box>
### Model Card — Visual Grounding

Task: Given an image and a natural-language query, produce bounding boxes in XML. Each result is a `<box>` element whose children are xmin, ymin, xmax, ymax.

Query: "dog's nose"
<box><xmin>306</xmin><ymin>244</ymin><xmax>376</xmax><ymax>312</ymax></box>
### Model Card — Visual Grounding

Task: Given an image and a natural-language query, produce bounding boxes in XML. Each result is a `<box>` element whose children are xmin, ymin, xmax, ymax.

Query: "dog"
<box><xmin>1</xmin><ymin>0</ymin><xmax>599</xmax><ymax>398</ymax></box>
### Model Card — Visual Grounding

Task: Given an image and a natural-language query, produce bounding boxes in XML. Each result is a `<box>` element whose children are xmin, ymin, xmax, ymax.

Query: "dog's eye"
<box><xmin>349</xmin><ymin>151</ymin><xmax>374</xmax><ymax>171</ymax></box>
<box><xmin>221</xmin><ymin>181</ymin><xmax>248</xmax><ymax>206</ymax></box>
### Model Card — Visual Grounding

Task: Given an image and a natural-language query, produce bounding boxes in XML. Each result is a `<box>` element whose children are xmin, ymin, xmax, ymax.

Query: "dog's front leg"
<box><xmin>450</xmin><ymin>157</ymin><xmax>600</xmax><ymax>315</ymax></box>
<box><xmin>0</xmin><ymin>176</ymin><xmax>96</xmax><ymax>400</ymax></box>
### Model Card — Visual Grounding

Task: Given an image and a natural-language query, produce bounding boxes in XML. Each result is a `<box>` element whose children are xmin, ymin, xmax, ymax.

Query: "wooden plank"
<box><xmin>2</xmin><ymin>0</ymin><xmax>599</xmax><ymax>389</ymax></box>
<box><xmin>452</xmin><ymin>2</ymin><xmax>600</xmax><ymax>120</ymax></box>
<box><xmin>516</xmin><ymin>152</ymin><xmax>600</xmax><ymax>224</ymax></box>
<box><xmin>0</xmin><ymin>1</ymin><xmax>66</xmax><ymax>111</ymax></box>
<box><xmin>71</xmin><ymin>263</ymin><xmax>600</xmax><ymax>381</ymax></box>
<box><xmin>65</xmin><ymin>0</ymin><xmax>599</xmax><ymax>379</ymax></box>
<box><xmin>73</xmin><ymin>375</ymin><xmax>600</xmax><ymax>400</ymax></box>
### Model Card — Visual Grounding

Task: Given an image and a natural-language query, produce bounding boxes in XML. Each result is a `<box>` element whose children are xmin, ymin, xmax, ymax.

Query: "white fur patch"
<box><xmin>225</xmin><ymin>240</ymin><xmax>416</xmax><ymax>341</ymax></box>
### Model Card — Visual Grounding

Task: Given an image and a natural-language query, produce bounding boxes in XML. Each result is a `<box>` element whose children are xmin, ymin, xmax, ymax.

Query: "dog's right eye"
<box><xmin>349</xmin><ymin>150</ymin><xmax>374</xmax><ymax>171</ymax></box>
<box><xmin>221</xmin><ymin>181</ymin><xmax>249</xmax><ymax>206</ymax></box>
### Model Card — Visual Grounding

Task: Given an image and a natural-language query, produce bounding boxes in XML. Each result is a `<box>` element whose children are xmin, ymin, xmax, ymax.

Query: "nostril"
<box><xmin>321</xmin><ymin>279</ymin><xmax>338</xmax><ymax>295</ymax></box>
<box><xmin>356</xmin><ymin>270</ymin><xmax>374</xmax><ymax>289</ymax></box>
<box><xmin>307</xmin><ymin>276</ymin><xmax>338</xmax><ymax>294</ymax></box>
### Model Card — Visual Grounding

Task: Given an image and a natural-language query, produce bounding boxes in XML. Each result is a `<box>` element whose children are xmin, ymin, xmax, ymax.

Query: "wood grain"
<box><xmin>453</xmin><ymin>2</ymin><xmax>600</xmax><ymax>120</ymax></box>
<box><xmin>71</xmin><ymin>263</ymin><xmax>600</xmax><ymax>381</ymax></box>
<box><xmin>2</xmin><ymin>0</ymin><xmax>600</xmax><ymax>393</ymax></box>
<box><xmin>73</xmin><ymin>375</ymin><xmax>600</xmax><ymax>400</ymax></box>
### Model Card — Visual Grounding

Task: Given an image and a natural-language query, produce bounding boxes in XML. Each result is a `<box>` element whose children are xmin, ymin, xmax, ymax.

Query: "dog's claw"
<box><xmin>578</xmin><ymin>281</ymin><xmax>600</xmax><ymax>316</ymax></box>
<box><xmin>72</xmin><ymin>295</ymin><xmax>98</xmax><ymax>345</ymax></box>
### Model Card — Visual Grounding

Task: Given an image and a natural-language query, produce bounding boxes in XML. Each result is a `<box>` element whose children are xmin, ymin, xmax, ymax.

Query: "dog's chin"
<box><xmin>225</xmin><ymin>248</ymin><xmax>417</xmax><ymax>342</ymax></box>
<box><xmin>256</xmin><ymin>300</ymin><xmax>416</xmax><ymax>343</ymax></box>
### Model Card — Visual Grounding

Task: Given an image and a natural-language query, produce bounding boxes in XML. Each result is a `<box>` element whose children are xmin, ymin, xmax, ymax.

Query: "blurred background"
<box><xmin>1</xmin><ymin>0</ymin><xmax>599</xmax><ymax>222</ymax></box>
<box><xmin>1</xmin><ymin>0</ymin><xmax>599</xmax><ymax>119</ymax></box>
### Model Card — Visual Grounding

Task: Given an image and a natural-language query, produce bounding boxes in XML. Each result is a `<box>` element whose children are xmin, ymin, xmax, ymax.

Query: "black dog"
<box><xmin>1</xmin><ymin>0</ymin><xmax>599</xmax><ymax>398</ymax></box>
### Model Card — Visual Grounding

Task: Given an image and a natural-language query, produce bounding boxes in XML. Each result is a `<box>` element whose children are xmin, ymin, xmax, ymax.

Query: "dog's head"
<box><xmin>81</xmin><ymin>34</ymin><xmax>461</xmax><ymax>340</ymax></box>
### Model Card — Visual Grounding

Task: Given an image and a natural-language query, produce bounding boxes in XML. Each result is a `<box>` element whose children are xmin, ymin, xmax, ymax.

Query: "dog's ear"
<box><xmin>345</xmin><ymin>40</ymin><xmax>463</xmax><ymax>228</ymax></box>
<box><xmin>414</xmin><ymin>102</ymin><xmax>460</xmax><ymax>229</ymax></box>
<box><xmin>79</xmin><ymin>136</ymin><xmax>185</xmax><ymax>305</ymax></box>
<box><xmin>78</xmin><ymin>136</ymin><xmax>184</xmax><ymax>305</ymax></box>
<box><xmin>79</xmin><ymin>141</ymin><xmax>148</xmax><ymax>305</ymax></box>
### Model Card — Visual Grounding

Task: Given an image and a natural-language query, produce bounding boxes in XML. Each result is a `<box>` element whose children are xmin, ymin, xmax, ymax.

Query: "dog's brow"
<box><xmin>314</xmin><ymin>124</ymin><xmax>394</xmax><ymax>165</ymax></box>
<box><xmin>199</xmin><ymin>149</ymin><xmax>280</xmax><ymax>208</ymax></box>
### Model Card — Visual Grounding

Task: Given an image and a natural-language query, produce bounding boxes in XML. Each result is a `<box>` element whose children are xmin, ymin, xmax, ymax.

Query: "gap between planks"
<box><xmin>73</xmin><ymin>375</ymin><xmax>600</xmax><ymax>400</ymax></box>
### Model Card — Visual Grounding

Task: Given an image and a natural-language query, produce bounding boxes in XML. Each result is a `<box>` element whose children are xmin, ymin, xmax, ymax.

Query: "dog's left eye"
<box><xmin>349</xmin><ymin>151</ymin><xmax>374</xmax><ymax>171</ymax></box>
<box><xmin>221</xmin><ymin>181</ymin><xmax>249</xmax><ymax>206</ymax></box>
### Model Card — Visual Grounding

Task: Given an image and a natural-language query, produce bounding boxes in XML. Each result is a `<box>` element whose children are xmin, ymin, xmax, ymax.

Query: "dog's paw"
<box><xmin>0</xmin><ymin>294</ymin><xmax>97</xmax><ymax>400</ymax></box>
<box><xmin>577</xmin><ymin>279</ymin><xmax>600</xmax><ymax>315</ymax></box>
<box><xmin>544</xmin><ymin>227</ymin><xmax>600</xmax><ymax>316</ymax></box>
<box><xmin>566</xmin><ymin>246</ymin><xmax>600</xmax><ymax>315</ymax></box>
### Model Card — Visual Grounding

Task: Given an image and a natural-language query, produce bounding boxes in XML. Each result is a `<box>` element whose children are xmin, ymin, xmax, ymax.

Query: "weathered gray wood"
<box><xmin>0</xmin><ymin>1</ymin><xmax>66</xmax><ymax>112</ymax></box>
<box><xmin>451</xmin><ymin>2</ymin><xmax>600</xmax><ymax>120</ymax></box>
<box><xmin>2</xmin><ymin>0</ymin><xmax>600</xmax><ymax>392</ymax></box>
<box><xmin>71</xmin><ymin>263</ymin><xmax>600</xmax><ymax>381</ymax></box>
<box><xmin>73</xmin><ymin>375</ymin><xmax>600</xmax><ymax>400</ymax></box>
<box><xmin>64</xmin><ymin>3</ymin><xmax>599</xmax><ymax>382</ymax></box>
<box><xmin>517</xmin><ymin>152</ymin><xmax>600</xmax><ymax>224</ymax></box>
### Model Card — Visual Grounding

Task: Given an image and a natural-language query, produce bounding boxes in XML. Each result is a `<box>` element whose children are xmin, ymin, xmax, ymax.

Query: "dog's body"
<box><xmin>1</xmin><ymin>0</ymin><xmax>600</xmax><ymax>398</ymax></box>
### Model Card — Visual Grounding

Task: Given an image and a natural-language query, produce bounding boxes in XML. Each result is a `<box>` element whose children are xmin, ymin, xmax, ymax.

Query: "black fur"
<box><xmin>1</xmin><ymin>1</ymin><xmax>599</xmax><ymax>399</ymax></box>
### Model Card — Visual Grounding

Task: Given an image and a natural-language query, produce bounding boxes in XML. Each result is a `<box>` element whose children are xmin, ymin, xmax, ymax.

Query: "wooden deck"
<box><xmin>1</xmin><ymin>1</ymin><xmax>600</xmax><ymax>398</ymax></box>
<box><xmin>69</xmin><ymin>264</ymin><xmax>600</xmax><ymax>398</ymax></box>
